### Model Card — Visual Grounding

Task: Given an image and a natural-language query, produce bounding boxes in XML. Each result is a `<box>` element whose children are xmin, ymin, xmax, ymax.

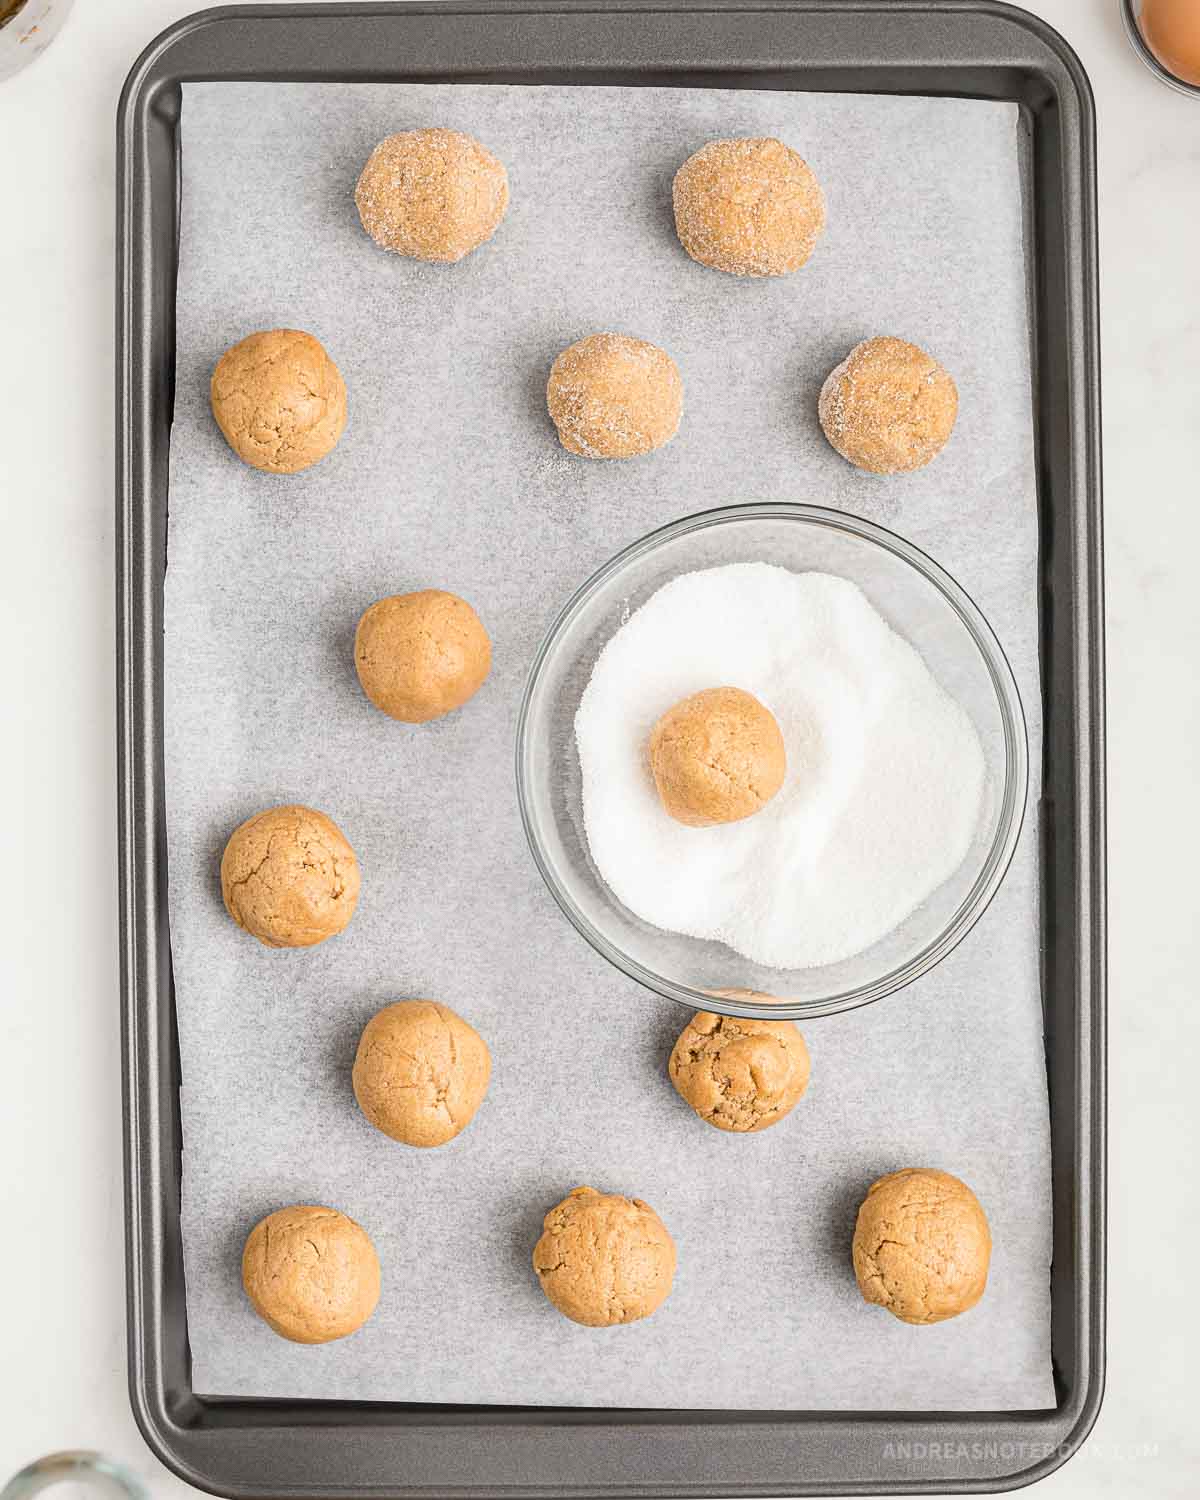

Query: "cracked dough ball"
<box><xmin>354</xmin><ymin>127</ymin><xmax>509</xmax><ymax>264</ymax></box>
<box><xmin>220</xmin><ymin>804</ymin><xmax>360</xmax><ymax>949</ymax></box>
<box><xmin>352</xmin><ymin>1000</ymin><xmax>492</xmax><ymax>1147</ymax></box>
<box><xmin>669</xmin><ymin>1011</ymin><xmax>810</xmax><ymax>1133</ymax></box>
<box><xmin>532</xmin><ymin>1186</ymin><xmax>676</xmax><ymax>1327</ymax></box>
<box><xmin>242</xmin><ymin>1204</ymin><xmax>380</xmax><ymax>1344</ymax></box>
<box><xmin>547</xmin><ymin>333</ymin><xmax>682</xmax><ymax>459</ymax></box>
<box><xmin>673</xmin><ymin>137</ymin><xmax>825</xmax><ymax>277</ymax></box>
<box><xmin>355</xmin><ymin>589</ymin><xmax>491</xmax><ymax>723</ymax></box>
<box><xmin>819</xmin><ymin>336</ymin><xmax>958</xmax><ymax>475</ymax></box>
<box><xmin>210</xmin><ymin>328</ymin><xmax>347</xmax><ymax>474</ymax></box>
<box><xmin>852</xmin><ymin>1168</ymin><xmax>991</xmax><ymax>1325</ymax></box>
<box><xmin>648</xmin><ymin>686</ymin><xmax>786</xmax><ymax>827</ymax></box>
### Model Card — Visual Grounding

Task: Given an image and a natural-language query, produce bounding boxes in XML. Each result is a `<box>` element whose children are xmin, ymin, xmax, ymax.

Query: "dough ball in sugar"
<box><xmin>669</xmin><ymin>1010</ymin><xmax>811</xmax><ymax>1133</ymax></box>
<box><xmin>355</xmin><ymin>589</ymin><xmax>492</xmax><ymax>723</ymax></box>
<box><xmin>852</xmin><ymin>1168</ymin><xmax>992</xmax><ymax>1324</ymax></box>
<box><xmin>819</xmin><ymin>335</ymin><xmax>958</xmax><ymax>475</ymax></box>
<box><xmin>354</xmin><ymin>127</ymin><xmax>509</xmax><ymax>263</ymax></box>
<box><xmin>352</xmin><ymin>1000</ymin><xmax>492</xmax><ymax>1147</ymax></box>
<box><xmin>220</xmin><ymin>804</ymin><xmax>360</xmax><ymax>949</ymax></box>
<box><xmin>546</xmin><ymin>332</ymin><xmax>682</xmax><ymax>459</ymax></box>
<box><xmin>210</xmin><ymin>328</ymin><xmax>347</xmax><ymax>474</ymax></box>
<box><xmin>672</xmin><ymin>136</ymin><xmax>825</xmax><ymax>277</ymax></box>
<box><xmin>532</xmin><ymin>1186</ymin><xmax>677</xmax><ymax>1327</ymax></box>
<box><xmin>242</xmin><ymin>1205</ymin><xmax>381</xmax><ymax>1344</ymax></box>
<box><xmin>575</xmin><ymin>564</ymin><xmax>986</xmax><ymax>968</ymax></box>
<box><xmin>648</xmin><ymin>686</ymin><xmax>786</xmax><ymax>827</ymax></box>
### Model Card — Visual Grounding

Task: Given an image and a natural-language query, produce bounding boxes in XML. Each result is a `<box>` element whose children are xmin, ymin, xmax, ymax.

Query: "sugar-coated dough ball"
<box><xmin>210</xmin><ymin>329</ymin><xmax>347</xmax><ymax>474</ymax></box>
<box><xmin>242</xmin><ymin>1205</ymin><xmax>380</xmax><ymax>1344</ymax></box>
<box><xmin>852</xmin><ymin>1168</ymin><xmax>991</xmax><ymax>1325</ymax></box>
<box><xmin>353</xmin><ymin>1000</ymin><xmax>492</xmax><ymax>1147</ymax></box>
<box><xmin>220</xmin><ymin>804</ymin><xmax>360</xmax><ymax>949</ymax></box>
<box><xmin>354</xmin><ymin>589</ymin><xmax>491</xmax><ymax>723</ymax></box>
<box><xmin>669</xmin><ymin>1011</ymin><xmax>811</xmax><ymax>1133</ymax></box>
<box><xmin>673</xmin><ymin>137</ymin><xmax>825</xmax><ymax>277</ymax></box>
<box><xmin>648</xmin><ymin>686</ymin><xmax>786</xmax><ymax>827</ymax></box>
<box><xmin>532</xmin><ymin>1186</ymin><xmax>676</xmax><ymax>1327</ymax></box>
<box><xmin>819</xmin><ymin>336</ymin><xmax>958</xmax><ymax>475</ymax></box>
<box><xmin>354</xmin><ymin>127</ymin><xmax>509</xmax><ymax>264</ymax></box>
<box><xmin>547</xmin><ymin>333</ymin><xmax>682</xmax><ymax>459</ymax></box>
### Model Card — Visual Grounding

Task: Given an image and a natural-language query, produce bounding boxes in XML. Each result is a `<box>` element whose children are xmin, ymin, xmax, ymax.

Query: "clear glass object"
<box><xmin>516</xmin><ymin>503</ymin><xmax>1029</xmax><ymax>1021</ymax></box>
<box><xmin>1122</xmin><ymin>0</ymin><xmax>1200</xmax><ymax>98</ymax></box>
<box><xmin>1</xmin><ymin>1454</ymin><xmax>147</xmax><ymax>1500</ymax></box>
<box><xmin>0</xmin><ymin>0</ymin><xmax>76</xmax><ymax>81</ymax></box>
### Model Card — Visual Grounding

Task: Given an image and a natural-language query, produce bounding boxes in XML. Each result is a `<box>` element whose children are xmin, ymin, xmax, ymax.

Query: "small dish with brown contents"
<box><xmin>1123</xmin><ymin>0</ymin><xmax>1200</xmax><ymax>96</ymax></box>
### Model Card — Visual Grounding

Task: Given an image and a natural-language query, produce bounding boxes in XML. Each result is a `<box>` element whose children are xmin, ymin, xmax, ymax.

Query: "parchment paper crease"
<box><xmin>168</xmin><ymin>81</ymin><xmax>1052</xmax><ymax>1409</ymax></box>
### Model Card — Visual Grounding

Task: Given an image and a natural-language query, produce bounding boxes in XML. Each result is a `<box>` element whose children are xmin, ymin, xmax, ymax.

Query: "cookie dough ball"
<box><xmin>220</xmin><ymin>804</ymin><xmax>360</xmax><ymax>949</ymax></box>
<box><xmin>547</xmin><ymin>333</ymin><xmax>682</xmax><ymax>459</ymax></box>
<box><xmin>354</xmin><ymin>127</ymin><xmax>509</xmax><ymax>264</ymax></box>
<box><xmin>670</xmin><ymin>1011</ymin><xmax>811</xmax><ymax>1133</ymax></box>
<box><xmin>532</xmin><ymin>1186</ymin><xmax>676</xmax><ymax>1327</ymax></box>
<box><xmin>819</xmin><ymin>336</ymin><xmax>958</xmax><ymax>475</ymax></box>
<box><xmin>242</xmin><ymin>1205</ymin><xmax>380</xmax><ymax>1344</ymax></box>
<box><xmin>673</xmin><ymin>137</ymin><xmax>826</xmax><ymax>277</ymax></box>
<box><xmin>354</xmin><ymin>589</ymin><xmax>491</xmax><ymax>723</ymax></box>
<box><xmin>353</xmin><ymin>1000</ymin><xmax>492</xmax><ymax>1147</ymax></box>
<box><xmin>210</xmin><ymin>329</ymin><xmax>347</xmax><ymax>474</ymax></box>
<box><xmin>648</xmin><ymin>686</ymin><xmax>786</xmax><ymax>827</ymax></box>
<box><xmin>852</xmin><ymin>1168</ymin><xmax>992</xmax><ymax>1325</ymax></box>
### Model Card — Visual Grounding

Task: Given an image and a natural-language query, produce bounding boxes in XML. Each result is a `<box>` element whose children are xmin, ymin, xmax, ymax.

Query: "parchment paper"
<box><xmin>168</xmin><ymin>81</ymin><xmax>1052</xmax><ymax>1409</ymax></box>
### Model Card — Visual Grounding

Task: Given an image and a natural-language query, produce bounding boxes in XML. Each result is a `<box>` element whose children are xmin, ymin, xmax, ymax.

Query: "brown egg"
<box><xmin>1141</xmin><ymin>0</ymin><xmax>1200</xmax><ymax>86</ymax></box>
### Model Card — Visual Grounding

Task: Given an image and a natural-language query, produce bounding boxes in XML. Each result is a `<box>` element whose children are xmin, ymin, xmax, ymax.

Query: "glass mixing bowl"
<box><xmin>1122</xmin><ymin>0</ymin><xmax>1200</xmax><ymax>99</ymax></box>
<box><xmin>516</xmin><ymin>504</ymin><xmax>1028</xmax><ymax>1021</ymax></box>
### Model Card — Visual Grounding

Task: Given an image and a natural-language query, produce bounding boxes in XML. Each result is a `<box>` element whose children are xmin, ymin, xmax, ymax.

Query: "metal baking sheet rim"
<box><xmin>115</xmin><ymin>3</ymin><xmax>1106</xmax><ymax>1495</ymax></box>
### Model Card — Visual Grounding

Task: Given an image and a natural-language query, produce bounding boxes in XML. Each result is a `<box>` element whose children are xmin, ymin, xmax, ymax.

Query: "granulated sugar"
<box><xmin>575</xmin><ymin>563</ymin><xmax>986</xmax><ymax>969</ymax></box>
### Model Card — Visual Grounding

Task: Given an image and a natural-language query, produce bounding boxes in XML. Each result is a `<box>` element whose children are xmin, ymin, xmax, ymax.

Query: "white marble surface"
<box><xmin>0</xmin><ymin>0</ymin><xmax>1194</xmax><ymax>1494</ymax></box>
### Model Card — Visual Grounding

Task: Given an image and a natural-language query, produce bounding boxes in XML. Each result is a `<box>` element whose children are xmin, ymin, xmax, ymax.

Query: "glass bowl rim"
<box><xmin>1121</xmin><ymin>0</ymin><xmax>1200</xmax><ymax>99</ymax></box>
<box><xmin>0</xmin><ymin>1453</ymin><xmax>148</xmax><ymax>1500</ymax></box>
<box><xmin>515</xmin><ymin>501</ymin><xmax>1029</xmax><ymax>1021</ymax></box>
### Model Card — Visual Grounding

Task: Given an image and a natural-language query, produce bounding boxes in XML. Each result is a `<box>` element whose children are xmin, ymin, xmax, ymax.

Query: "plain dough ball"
<box><xmin>355</xmin><ymin>590</ymin><xmax>491</xmax><ymax>723</ymax></box>
<box><xmin>819</xmin><ymin>336</ymin><xmax>958</xmax><ymax>475</ymax></box>
<box><xmin>532</xmin><ymin>1186</ymin><xmax>676</xmax><ymax>1327</ymax></box>
<box><xmin>852</xmin><ymin>1168</ymin><xmax>992</xmax><ymax>1325</ymax></box>
<box><xmin>210</xmin><ymin>329</ymin><xmax>347</xmax><ymax>474</ymax></box>
<box><xmin>669</xmin><ymin>1011</ymin><xmax>811</xmax><ymax>1133</ymax></box>
<box><xmin>547</xmin><ymin>333</ymin><xmax>682</xmax><ymax>459</ymax></box>
<box><xmin>672</xmin><ymin>137</ymin><xmax>826</xmax><ymax>277</ymax></box>
<box><xmin>242</xmin><ymin>1205</ymin><xmax>380</xmax><ymax>1344</ymax></box>
<box><xmin>220</xmin><ymin>804</ymin><xmax>360</xmax><ymax>948</ymax></box>
<box><xmin>354</xmin><ymin>127</ymin><xmax>509</xmax><ymax>263</ymax></box>
<box><xmin>353</xmin><ymin>1000</ymin><xmax>492</xmax><ymax>1147</ymax></box>
<box><xmin>648</xmin><ymin>686</ymin><xmax>786</xmax><ymax>827</ymax></box>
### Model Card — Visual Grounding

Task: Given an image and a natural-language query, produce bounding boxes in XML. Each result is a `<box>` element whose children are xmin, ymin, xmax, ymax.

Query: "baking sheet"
<box><xmin>167</xmin><ymin>80</ymin><xmax>1051</xmax><ymax>1410</ymax></box>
